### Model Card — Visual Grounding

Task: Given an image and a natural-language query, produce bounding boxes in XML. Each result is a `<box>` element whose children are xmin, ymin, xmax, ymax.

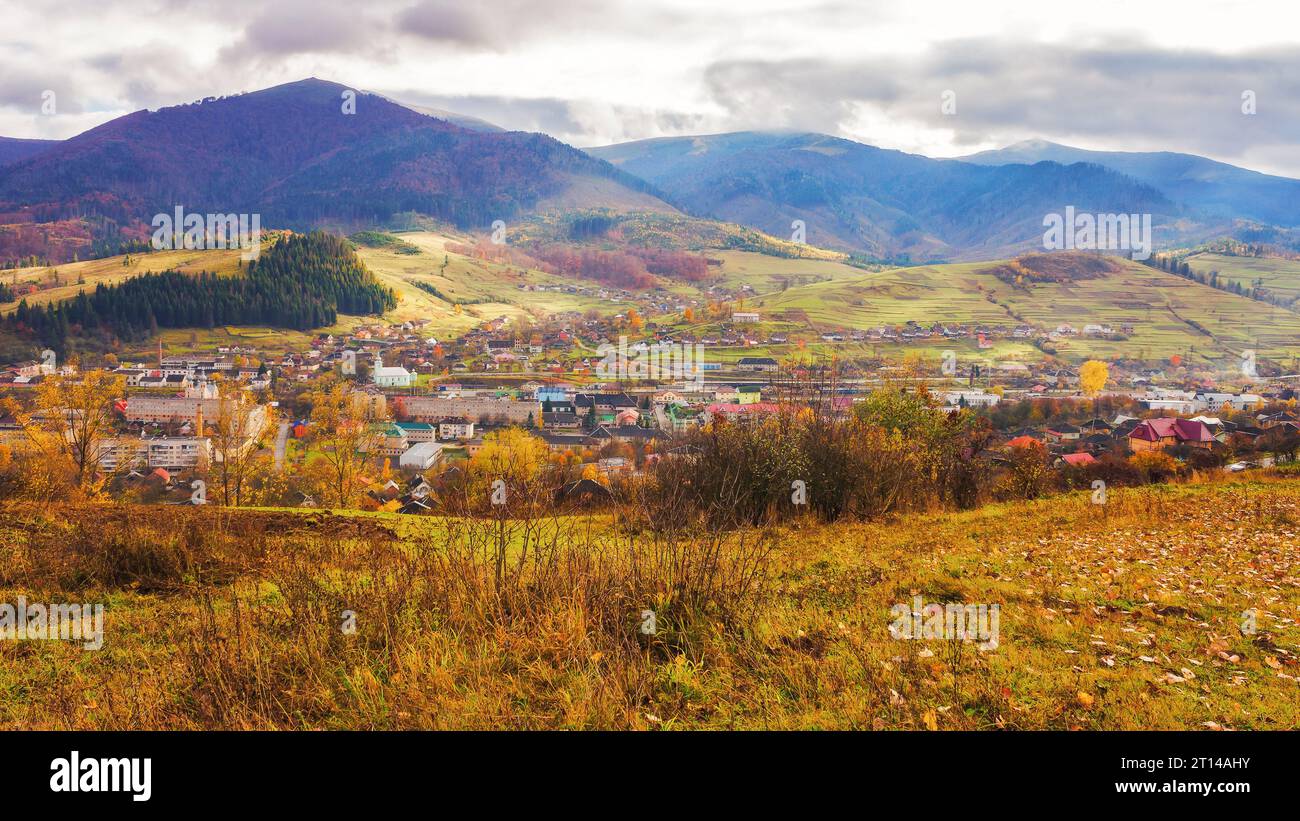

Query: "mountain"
<box><xmin>0</xmin><ymin>78</ymin><xmax>672</xmax><ymax>263</ymax></box>
<box><xmin>589</xmin><ymin>131</ymin><xmax>1185</xmax><ymax>262</ymax></box>
<box><xmin>0</xmin><ymin>136</ymin><xmax>60</xmax><ymax>167</ymax></box>
<box><xmin>960</xmin><ymin>139</ymin><xmax>1300</xmax><ymax>228</ymax></box>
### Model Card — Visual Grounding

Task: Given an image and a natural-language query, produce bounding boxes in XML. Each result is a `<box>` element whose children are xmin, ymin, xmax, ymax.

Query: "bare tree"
<box><xmin>211</xmin><ymin>392</ymin><xmax>270</xmax><ymax>506</ymax></box>
<box><xmin>309</xmin><ymin>383</ymin><xmax>382</xmax><ymax>508</ymax></box>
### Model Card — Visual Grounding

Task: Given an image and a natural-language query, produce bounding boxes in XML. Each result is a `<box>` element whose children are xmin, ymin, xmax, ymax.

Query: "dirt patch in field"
<box><xmin>984</xmin><ymin>251</ymin><xmax>1126</xmax><ymax>285</ymax></box>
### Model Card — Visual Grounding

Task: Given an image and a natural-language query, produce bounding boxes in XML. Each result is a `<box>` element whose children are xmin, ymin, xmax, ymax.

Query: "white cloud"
<box><xmin>0</xmin><ymin>0</ymin><xmax>1297</xmax><ymax>175</ymax></box>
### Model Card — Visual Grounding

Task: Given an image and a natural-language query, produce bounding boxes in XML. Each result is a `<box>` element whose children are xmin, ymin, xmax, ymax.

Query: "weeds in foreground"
<box><xmin>0</xmin><ymin>478</ymin><xmax>1296</xmax><ymax>729</ymax></box>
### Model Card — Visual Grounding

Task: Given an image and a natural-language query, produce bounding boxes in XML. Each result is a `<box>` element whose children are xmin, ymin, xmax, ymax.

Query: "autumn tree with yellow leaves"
<box><xmin>3</xmin><ymin>368</ymin><xmax>125</xmax><ymax>498</ymax></box>
<box><xmin>470</xmin><ymin>428</ymin><xmax>548</xmax><ymax>483</ymax></box>
<box><xmin>1079</xmin><ymin>360</ymin><xmax>1110</xmax><ymax>397</ymax></box>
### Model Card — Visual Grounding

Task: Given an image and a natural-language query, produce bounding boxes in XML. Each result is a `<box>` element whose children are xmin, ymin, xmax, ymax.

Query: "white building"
<box><xmin>145</xmin><ymin>437</ymin><xmax>212</xmax><ymax>470</ymax></box>
<box><xmin>398</xmin><ymin>441</ymin><xmax>445</xmax><ymax>471</ymax></box>
<box><xmin>98</xmin><ymin>436</ymin><xmax>212</xmax><ymax>471</ymax></box>
<box><xmin>185</xmin><ymin>380</ymin><xmax>220</xmax><ymax>399</ymax></box>
<box><xmin>943</xmin><ymin>390</ymin><xmax>1000</xmax><ymax>408</ymax></box>
<box><xmin>1195</xmin><ymin>392</ymin><xmax>1263</xmax><ymax>412</ymax></box>
<box><xmin>438</xmin><ymin>419</ymin><xmax>475</xmax><ymax>440</ymax></box>
<box><xmin>1143</xmin><ymin>399</ymin><xmax>1198</xmax><ymax>415</ymax></box>
<box><xmin>113</xmin><ymin>367</ymin><xmax>149</xmax><ymax>387</ymax></box>
<box><xmin>372</xmin><ymin>354</ymin><xmax>413</xmax><ymax>389</ymax></box>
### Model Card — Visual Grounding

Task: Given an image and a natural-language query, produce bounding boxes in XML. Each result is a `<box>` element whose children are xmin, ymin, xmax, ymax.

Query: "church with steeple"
<box><xmin>371</xmin><ymin>353</ymin><xmax>413</xmax><ymax>388</ymax></box>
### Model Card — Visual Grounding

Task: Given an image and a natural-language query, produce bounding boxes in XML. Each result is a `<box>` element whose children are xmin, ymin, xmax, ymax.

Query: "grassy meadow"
<box><xmin>7</xmin><ymin>233</ymin><xmax>1300</xmax><ymax>372</ymax></box>
<box><xmin>1184</xmin><ymin>253</ymin><xmax>1300</xmax><ymax>306</ymax></box>
<box><xmin>754</xmin><ymin>258</ymin><xmax>1300</xmax><ymax>366</ymax></box>
<box><xmin>699</xmin><ymin>249</ymin><xmax>873</xmax><ymax>294</ymax></box>
<box><xmin>353</xmin><ymin>230</ymin><xmax>615</xmax><ymax>331</ymax></box>
<box><xmin>1</xmin><ymin>478</ymin><xmax>1296</xmax><ymax>730</ymax></box>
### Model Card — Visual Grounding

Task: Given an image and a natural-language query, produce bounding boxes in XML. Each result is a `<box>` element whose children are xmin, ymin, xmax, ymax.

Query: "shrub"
<box><xmin>1129</xmin><ymin>450</ymin><xmax>1179</xmax><ymax>483</ymax></box>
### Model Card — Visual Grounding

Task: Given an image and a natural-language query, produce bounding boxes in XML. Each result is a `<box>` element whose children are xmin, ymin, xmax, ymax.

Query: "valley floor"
<box><xmin>0</xmin><ymin>479</ymin><xmax>1296</xmax><ymax>730</ymax></box>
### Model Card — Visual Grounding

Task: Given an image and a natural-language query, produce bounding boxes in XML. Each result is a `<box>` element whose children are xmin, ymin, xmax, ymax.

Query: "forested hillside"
<box><xmin>2</xmin><ymin>232</ymin><xmax>395</xmax><ymax>352</ymax></box>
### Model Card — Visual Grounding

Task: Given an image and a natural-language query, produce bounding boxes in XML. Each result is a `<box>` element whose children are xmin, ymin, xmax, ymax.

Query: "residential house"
<box><xmin>663</xmin><ymin>403</ymin><xmax>703</xmax><ymax>433</ymax></box>
<box><xmin>713</xmin><ymin>385</ymin><xmax>739</xmax><ymax>403</ymax></box>
<box><xmin>1128</xmin><ymin>418</ymin><xmax>1214</xmax><ymax>452</ymax></box>
<box><xmin>394</xmin><ymin>422</ymin><xmax>437</xmax><ymax>443</ymax></box>
<box><xmin>1044</xmin><ymin>423</ymin><xmax>1081</xmax><ymax>444</ymax></box>
<box><xmin>1056</xmin><ymin>452</ymin><xmax>1097</xmax><ymax>468</ymax></box>
<box><xmin>542</xmin><ymin>411</ymin><xmax>582</xmax><ymax>430</ymax></box>
<box><xmin>736</xmin><ymin>385</ymin><xmax>763</xmax><ymax>405</ymax></box>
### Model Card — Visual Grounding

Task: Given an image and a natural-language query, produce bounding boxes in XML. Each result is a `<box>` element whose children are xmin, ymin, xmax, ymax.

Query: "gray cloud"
<box><xmin>397</xmin><ymin>1</ymin><xmax>502</xmax><ymax>48</ymax></box>
<box><xmin>221</xmin><ymin>2</ymin><xmax>380</xmax><ymax>60</ymax></box>
<box><xmin>380</xmin><ymin>89</ymin><xmax>709</xmax><ymax>147</ymax></box>
<box><xmin>100</xmin><ymin>45</ymin><xmax>217</xmax><ymax>110</ymax></box>
<box><xmin>0</xmin><ymin>4</ymin><xmax>1296</xmax><ymax>179</ymax></box>
<box><xmin>0</xmin><ymin>63</ymin><xmax>85</xmax><ymax>115</ymax></box>
<box><xmin>383</xmin><ymin>91</ymin><xmax>582</xmax><ymax>133</ymax></box>
<box><xmin>701</xmin><ymin>39</ymin><xmax>1300</xmax><ymax>175</ymax></box>
<box><xmin>396</xmin><ymin>0</ymin><xmax>606</xmax><ymax>50</ymax></box>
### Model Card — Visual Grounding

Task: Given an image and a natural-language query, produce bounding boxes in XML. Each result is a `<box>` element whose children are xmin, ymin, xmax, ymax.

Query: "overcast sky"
<box><xmin>2</xmin><ymin>0</ymin><xmax>1297</xmax><ymax>176</ymax></box>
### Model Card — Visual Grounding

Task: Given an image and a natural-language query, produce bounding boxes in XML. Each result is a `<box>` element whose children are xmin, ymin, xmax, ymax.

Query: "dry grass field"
<box><xmin>1</xmin><ymin>478</ymin><xmax>1296</xmax><ymax>730</ymax></box>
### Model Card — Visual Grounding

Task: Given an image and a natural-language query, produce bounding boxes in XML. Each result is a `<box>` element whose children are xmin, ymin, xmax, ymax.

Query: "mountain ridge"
<box><xmin>4</xmin><ymin>80</ymin><xmax>1296</xmax><ymax>267</ymax></box>
<box><xmin>0</xmin><ymin>78</ymin><xmax>674</xmax><ymax>265</ymax></box>
<box><xmin>588</xmin><ymin>131</ymin><xmax>1196</xmax><ymax>262</ymax></box>
<box><xmin>0</xmin><ymin>136</ymin><xmax>60</xmax><ymax>167</ymax></box>
<box><xmin>960</xmin><ymin>139</ymin><xmax>1300</xmax><ymax>228</ymax></box>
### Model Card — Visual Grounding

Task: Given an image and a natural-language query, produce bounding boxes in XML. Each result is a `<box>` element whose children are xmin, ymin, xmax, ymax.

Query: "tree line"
<box><xmin>1145</xmin><ymin>253</ymin><xmax>1298</xmax><ymax>310</ymax></box>
<box><xmin>2</xmin><ymin>231</ymin><xmax>396</xmax><ymax>353</ymax></box>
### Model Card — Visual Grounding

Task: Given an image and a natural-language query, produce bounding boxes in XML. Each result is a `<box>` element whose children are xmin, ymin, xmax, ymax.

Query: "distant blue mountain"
<box><xmin>961</xmin><ymin>139</ymin><xmax>1300</xmax><ymax>229</ymax></box>
<box><xmin>590</xmin><ymin>132</ymin><xmax>1295</xmax><ymax>260</ymax></box>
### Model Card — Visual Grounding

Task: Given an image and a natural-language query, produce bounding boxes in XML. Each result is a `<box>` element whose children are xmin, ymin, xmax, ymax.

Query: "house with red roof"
<box><xmin>1057</xmin><ymin>452</ymin><xmax>1097</xmax><ymax>467</ymax></box>
<box><xmin>703</xmin><ymin>402</ymin><xmax>780</xmax><ymax>423</ymax></box>
<box><xmin>1005</xmin><ymin>435</ymin><xmax>1042</xmax><ymax>449</ymax></box>
<box><xmin>1128</xmin><ymin>418</ymin><xmax>1214</xmax><ymax>452</ymax></box>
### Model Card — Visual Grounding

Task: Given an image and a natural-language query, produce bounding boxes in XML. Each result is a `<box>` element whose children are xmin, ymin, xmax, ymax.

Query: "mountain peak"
<box><xmin>1008</xmin><ymin>138</ymin><xmax>1063</xmax><ymax>151</ymax></box>
<box><xmin>238</xmin><ymin>77</ymin><xmax>358</xmax><ymax>100</ymax></box>
<box><xmin>0</xmin><ymin>77</ymin><xmax>674</xmax><ymax>264</ymax></box>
